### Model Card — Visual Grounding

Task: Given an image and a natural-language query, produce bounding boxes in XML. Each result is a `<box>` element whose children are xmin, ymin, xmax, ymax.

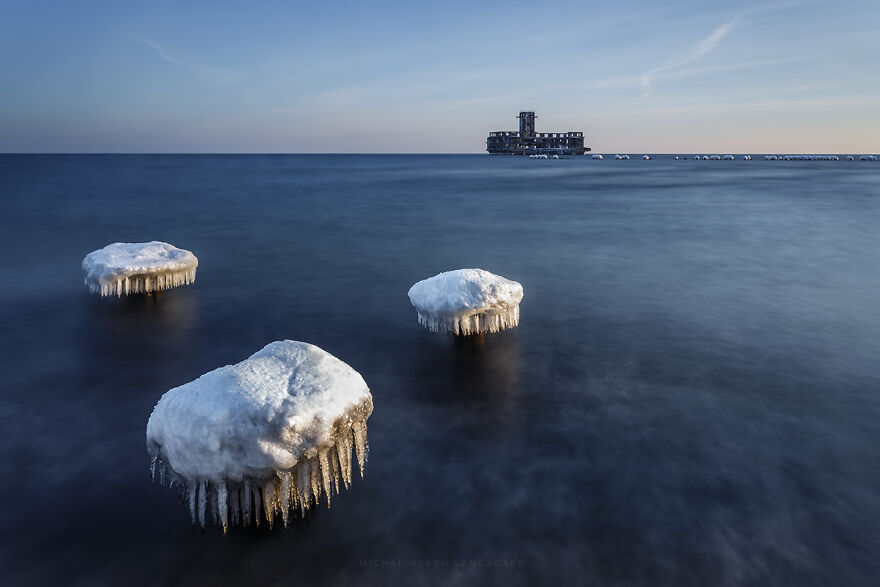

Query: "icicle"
<box><xmin>252</xmin><ymin>486</ymin><xmax>262</xmax><ymax>527</ymax></box>
<box><xmin>353</xmin><ymin>419</ymin><xmax>369</xmax><ymax>478</ymax></box>
<box><xmin>102</xmin><ymin>268</ymin><xmax>196</xmax><ymax>297</ymax></box>
<box><xmin>319</xmin><ymin>448</ymin><xmax>332</xmax><ymax>507</ymax></box>
<box><xmin>217</xmin><ymin>482</ymin><xmax>229</xmax><ymax>534</ymax></box>
<box><xmin>297</xmin><ymin>461</ymin><xmax>311</xmax><ymax>515</ymax></box>
<box><xmin>242</xmin><ymin>481</ymin><xmax>252</xmax><ymax>526</ymax></box>
<box><xmin>415</xmin><ymin>308</ymin><xmax>521</xmax><ymax>335</ymax></box>
<box><xmin>150</xmin><ymin>456</ymin><xmax>157</xmax><ymax>483</ymax></box>
<box><xmin>279</xmin><ymin>471</ymin><xmax>291</xmax><ymax>527</ymax></box>
<box><xmin>263</xmin><ymin>481</ymin><xmax>275</xmax><ymax>529</ymax></box>
<box><xmin>188</xmin><ymin>483</ymin><xmax>197</xmax><ymax>525</ymax></box>
<box><xmin>309</xmin><ymin>456</ymin><xmax>322</xmax><ymax>505</ymax></box>
<box><xmin>329</xmin><ymin>447</ymin><xmax>341</xmax><ymax>495</ymax></box>
<box><xmin>289</xmin><ymin>466</ymin><xmax>300</xmax><ymax>513</ymax></box>
<box><xmin>337</xmin><ymin>430</ymin><xmax>353</xmax><ymax>489</ymax></box>
<box><xmin>198</xmin><ymin>480</ymin><xmax>207</xmax><ymax>528</ymax></box>
<box><xmin>273</xmin><ymin>476</ymin><xmax>282</xmax><ymax>515</ymax></box>
<box><xmin>414</xmin><ymin>304</ymin><xmax>520</xmax><ymax>335</ymax></box>
<box><xmin>230</xmin><ymin>488</ymin><xmax>240</xmax><ymax>528</ymax></box>
<box><xmin>210</xmin><ymin>488</ymin><xmax>218</xmax><ymax>526</ymax></box>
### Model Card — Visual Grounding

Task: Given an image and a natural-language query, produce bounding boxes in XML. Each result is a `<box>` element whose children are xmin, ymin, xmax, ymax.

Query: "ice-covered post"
<box><xmin>82</xmin><ymin>241</ymin><xmax>198</xmax><ymax>298</ymax></box>
<box><xmin>407</xmin><ymin>268</ymin><xmax>524</xmax><ymax>336</ymax></box>
<box><xmin>146</xmin><ymin>340</ymin><xmax>373</xmax><ymax>533</ymax></box>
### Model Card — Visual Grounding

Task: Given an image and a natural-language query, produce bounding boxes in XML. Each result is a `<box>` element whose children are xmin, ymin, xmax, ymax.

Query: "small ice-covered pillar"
<box><xmin>146</xmin><ymin>340</ymin><xmax>373</xmax><ymax>533</ymax></box>
<box><xmin>408</xmin><ymin>268</ymin><xmax>524</xmax><ymax>336</ymax></box>
<box><xmin>82</xmin><ymin>241</ymin><xmax>198</xmax><ymax>297</ymax></box>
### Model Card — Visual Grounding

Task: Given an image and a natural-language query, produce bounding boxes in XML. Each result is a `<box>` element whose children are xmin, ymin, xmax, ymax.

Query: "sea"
<box><xmin>1</xmin><ymin>154</ymin><xmax>879</xmax><ymax>586</ymax></box>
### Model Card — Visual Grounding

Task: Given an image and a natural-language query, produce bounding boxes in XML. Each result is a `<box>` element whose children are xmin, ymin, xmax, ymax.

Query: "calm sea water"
<box><xmin>1</xmin><ymin>155</ymin><xmax>879</xmax><ymax>586</ymax></box>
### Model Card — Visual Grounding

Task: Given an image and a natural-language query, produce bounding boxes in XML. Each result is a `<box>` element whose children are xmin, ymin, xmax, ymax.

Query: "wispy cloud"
<box><xmin>128</xmin><ymin>35</ymin><xmax>241</xmax><ymax>84</ymax></box>
<box><xmin>129</xmin><ymin>35</ymin><xmax>182</xmax><ymax>67</ymax></box>
<box><xmin>595</xmin><ymin>56</ymin><xmax>810</xmax><ymax>93</ymax></box>
<box><xmin>640</xmin><ymin>18</ymin><xmax>739</xmax><ymax>97</ymax></box>
<box><xmin>635</xmin><ymin>0</ymin><xmax>830</xmax><ymax>97</ymax></box>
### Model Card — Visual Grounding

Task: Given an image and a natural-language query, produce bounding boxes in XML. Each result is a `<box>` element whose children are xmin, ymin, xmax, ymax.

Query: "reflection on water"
<box><xmin>422</xmin><ymin>332</ymin><xmax>522</xmax><ymax>435</ymax></box>
<box><xmin>83</xmin><ymin>289</ymin><xmax>199</xmax><ymax>353</ymax></box>
<box><xmin>450</xmin><ymin>334</ymin><xmax>521</xmax><ymax>402</ymax></box>
<box><xmin>1</xmin><ymin>155</ymin><xmax>880</xmax><ymax>586</ymax></box>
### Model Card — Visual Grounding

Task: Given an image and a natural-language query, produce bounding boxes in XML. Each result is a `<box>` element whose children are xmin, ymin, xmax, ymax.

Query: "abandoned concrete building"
<box><xmin>486</xmin><ymin>111</ymin><xmax>589</xmax><ymax>156</ymax></box>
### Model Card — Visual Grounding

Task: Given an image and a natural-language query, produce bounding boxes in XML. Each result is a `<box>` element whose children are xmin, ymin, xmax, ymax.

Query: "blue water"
<box><xmin>1</xmin><ymin>155</ymin><xmax>879</xmax><ymax>586</ymax></box>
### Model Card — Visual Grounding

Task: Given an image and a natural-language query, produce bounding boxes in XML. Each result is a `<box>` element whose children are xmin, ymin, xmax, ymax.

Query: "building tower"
<box><xmin>517</xmin><ymin>111</ymin><xmax>536</xmax><ymax>137</ymax></box>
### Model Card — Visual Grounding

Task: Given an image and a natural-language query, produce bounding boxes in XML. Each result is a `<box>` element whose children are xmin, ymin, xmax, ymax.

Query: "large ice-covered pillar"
<box><xmin>146</xmin><ymin>340</ymin><xmax>373</xmax><ymax>532</ymax></box>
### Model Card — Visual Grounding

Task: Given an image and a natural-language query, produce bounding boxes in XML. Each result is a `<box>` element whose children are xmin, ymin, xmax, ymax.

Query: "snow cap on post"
<box><xmin>408</xmin><ymin>268</ymin><xmax>523</xmax><ymax>336</ymax></box>
<box><xmin>82</xmin><ymin>241</ymin><xmax>198</xmax><ymax>297</ymax></box>
<box><xmin>146</xmin><ymin>340</ymin><xmax>373</xmax><ymax>532</ymax></box>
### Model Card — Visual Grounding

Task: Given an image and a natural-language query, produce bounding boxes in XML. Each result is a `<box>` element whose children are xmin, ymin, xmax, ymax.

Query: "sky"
<box><xmin>1</xmin><ymin>0</ymin><xmax>878</xmax><ymax>153</ymax></box>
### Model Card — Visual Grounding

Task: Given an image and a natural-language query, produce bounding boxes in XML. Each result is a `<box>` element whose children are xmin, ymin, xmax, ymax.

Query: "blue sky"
<box><xmin>1</xmin><ymin>0</ymin><xmax>878</xmax><ymax>153</ymax></box>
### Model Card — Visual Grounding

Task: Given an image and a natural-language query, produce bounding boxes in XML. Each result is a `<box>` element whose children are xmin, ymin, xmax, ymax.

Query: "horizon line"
<box><xmin>1</xmin><ymin>151</ymin><xmax>877</xmax><ymax>156</ymax></box>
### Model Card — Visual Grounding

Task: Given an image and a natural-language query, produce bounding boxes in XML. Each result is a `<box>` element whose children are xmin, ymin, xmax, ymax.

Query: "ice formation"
<box><xmin>783</xmin><ymin>154</ymin><xmax>840</xmax><ymax>161</ymax></box>
<box><xmin>407</xmin><ymin>268</ymin><xmax>524</xmax><ymax>336</ymax></box>
<box><xmin>146</xmin><ymin>340</ymin><xmax>373</xmax><ymax>532</ymax></box>
<box><xmin>82</xmin><ymin>241</ymin><xmax>198</xmax><ymax>297</ymax></box>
